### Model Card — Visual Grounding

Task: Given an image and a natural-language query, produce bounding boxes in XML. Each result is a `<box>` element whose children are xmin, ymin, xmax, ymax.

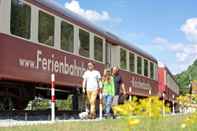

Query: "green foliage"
<box><xmin>181</xmin><ymin>111</ymin><xmax>197</xmax><ymax>129</ymax></box>
<box><xmin>177</xmin><ymin>94</ymin><xmax>197</xmax><ymax>108</ymax></box>
<box><xmin>31</xmin><ymin>99</ymin><xmax>50</xmax><ymax>110</ymax></box>
<box><xmin>176</xmin><ymin>59</ymin><xmax>197</xmax><ymax>95</ymax></box>
<box><xmin>29</xmin><ymin>95</ymin><xmax>72</xmax><ymax>110</ymax></box>
<box><xmin>113</xmin><ymin>97</ymin><xmax>171</xmax><ymax>130</ymax></box>
<box><xmin>176</xmin><ymin>94</ymin><xmax>191</xmax><ymax>108</ymax></box>
<box><xmin>113</xmin><ymin>96</ymin><xmax>170</xmax><ymax>118</ymax></box>
<box><xmin>2</xmin><ymin>115</ymin><xmax>196</xmax><ymax>131</ymax></box>
<box><xmin>56</xmin><ymin>95</ymin><xmax>72</xmax><ymax>110</ymax></box>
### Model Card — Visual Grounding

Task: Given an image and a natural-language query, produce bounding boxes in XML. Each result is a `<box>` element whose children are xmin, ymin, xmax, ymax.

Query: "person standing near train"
<box><xmin>101</xmin><ymin>69</ymin><xmax>115</xmax><ymax>118</ymax></box>
<box><xmin>112</xmin><ymin>67</ymin><xmax>126</xmax><ymax>105</ymax></box>
<box><xmin>82</xmin><ymin>62</ymin><xmax>101</xmax><ymax>119</ymax></box>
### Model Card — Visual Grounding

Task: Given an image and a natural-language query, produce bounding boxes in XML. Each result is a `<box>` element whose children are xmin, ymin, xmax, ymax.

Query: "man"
<box><xmin>112</xmin><ymin>67</ymin><xmax>126</xmax><ymax>105</ymax></box>
<box><xmin>82</xmin><ymin>62</ymin><xmax>101</xmax><ymax>119</ymax></box>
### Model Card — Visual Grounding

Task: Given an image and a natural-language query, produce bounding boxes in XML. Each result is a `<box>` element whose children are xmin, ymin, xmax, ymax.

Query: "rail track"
<box><xmin>0</xmin><ymin>110</ymin><xmax>80</xmax><ymax>121</ymax></box>
<box><xmin>0</xmin><ymin>110</ymin><xmax>106</xmax><ymax>127</ymax></box>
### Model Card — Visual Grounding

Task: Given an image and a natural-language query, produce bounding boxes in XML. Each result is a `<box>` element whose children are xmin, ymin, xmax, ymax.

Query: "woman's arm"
<box><xmin>111</xmin><ymin>77</ymin><xmax>115</xmax><ymax>96</ymax></box>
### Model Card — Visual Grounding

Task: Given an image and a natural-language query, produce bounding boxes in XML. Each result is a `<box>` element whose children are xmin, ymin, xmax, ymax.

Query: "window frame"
<box><xmin>10</xmin><ymin>0</ymin><xmax>32</xmax><ymax>39</ymax></box>
<box><xmin>94</xmin><ymin>34</ymin><xmax>104</xmax><ymax>63</ymax></box>
<box><xmin>120</xmin><ymin>47</ymin><xmax>128</xmax><ymax>70</ymax></box>
<box><xmin>137</xmin><ymin>55</ymin><xmax>142</xmax><ymax>75</ymax></box>
<box><xmin>78</xmin><ymin>28</ymin><xmax>90</xmax><ymax>58</ymax></box>
<box><xmin>105</xmin><ymin>42</ymin><xmax>112</xmax><ymax>67</ymax></box>
<box><xmin>60</xmin><ymin>20</ymin><xmax>74</xmax><ymax>53</ymax></box>
<box><xmin>38</xmin><ymin>10</ymin><xmax>55</xmax><ymax>47</ymax></box>
<box><xmin>143</xmin><ymin>58</ymin><xmax>149</xmax><ymax>77</ymax></box>
<box><xmin>129</xmin><ymin>51</ymin><xmax>135</xmax><ymax>73</ymax></box>
<box><xmin>150</xmin><ymin>61</ymin><xmax>155</xmax><ymax>80</ymax></box>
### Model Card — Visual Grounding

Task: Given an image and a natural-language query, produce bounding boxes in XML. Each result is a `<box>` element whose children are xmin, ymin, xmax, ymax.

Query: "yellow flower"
<box><xmin>128</xmin><ymin>119</ymin><xmax>140</xmax><ymax>126</ymax></box>
<box><xmin>113</xmin><ymin>106</ymin><xmax>128</xmax><ymax>115</ymax></box>
<box><xmin>181</xmin><ymin>123</ymin><xmax>186</xmax><ymax>129</ymax></box>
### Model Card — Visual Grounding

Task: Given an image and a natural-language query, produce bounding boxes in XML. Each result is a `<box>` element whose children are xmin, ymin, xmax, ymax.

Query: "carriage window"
<box><xmin>144</xmin><ymin>59</ymin><xmax>148</xmax><ymax>77</ymax></box>
<box><xmin>94</xmin><ymin>36</ymin><xmax>103</xmax><ymax>62</ymax></box>
<box><xmin>61</xmin><ymin>21</ymin><xmax>74</xmax><ymax>52</ymax></box>
<box><xmin>150</xmin><ymin>62</ymin><xmax>154</xmax><ymax>79</ymax></box>
<box><xmin>137</xmin><ymin>56</ymin><xmax>142</xmax><ymax>74</ymax></box>
<box><xmin>105</xmin><ymin>43</ymin><xmax>111</xmax><ymax>67</ymax></box>
<box><xmin>120</xmin><ymin>48</ymin><xmax>127</xmax><ymax>70</ymax></box>
<box><xmin>129</xmin><ymin>53</ymin><xmax>135</xmax><ymax>72</ymax></box>
<box><xmin>10</xmin><ymin>0</ymin><xmax>31</xmax><ymax>39</ymax></box>
<box><xmin>79</xmin><ymin>29</ymin><xmax>90</xmax><ymax>57</ymax></box>
<box><xmin>154</xmin><ymin>65</ymin><xmax>157</xmax><ymax>80</ymax></box>
<box><xmin>39</xmin><ymin>11</ymin><xmax>54</xmax><ymax>46</ymax></box>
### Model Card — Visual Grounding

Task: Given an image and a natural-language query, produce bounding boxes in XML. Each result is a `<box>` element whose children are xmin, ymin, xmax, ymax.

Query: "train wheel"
<box><xmin>0</xmin><ymin>96</ymin><xmax>13</xmax><ymax>111</ymax></box>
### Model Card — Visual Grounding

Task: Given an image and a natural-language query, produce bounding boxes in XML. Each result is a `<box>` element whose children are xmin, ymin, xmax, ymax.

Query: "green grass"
<box><xmin>1</xmin><ymin>115</ymin><xmax>197</xmax><ymax>131</ymax></box>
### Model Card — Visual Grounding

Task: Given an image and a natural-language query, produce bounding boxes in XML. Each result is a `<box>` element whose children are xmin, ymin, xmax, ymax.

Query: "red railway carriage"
<box><xmin>0</xmin><ymin>0</ymin><xmax>177</xmax><ymax>111</ymax></box>
<box><xmin>158</xmin><ymin>63</ymin><xmax>179</xmax><ymax>101</ymax></box>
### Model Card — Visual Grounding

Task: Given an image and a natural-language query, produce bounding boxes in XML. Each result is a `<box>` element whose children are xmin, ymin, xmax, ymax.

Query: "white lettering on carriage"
<box><xmin>18</xmin><ymin>50</ymin><xmax>86</xmax><ymax>77</ymax></box>
<box><xmin>133</xmin><ymin>81</ymin><xmax>152</xmax><ymax>90</ymax></box>
<box><xmin>131</xmin><ymin>77</ymin><xmax>152</xmax><ymax>90</ymax></box>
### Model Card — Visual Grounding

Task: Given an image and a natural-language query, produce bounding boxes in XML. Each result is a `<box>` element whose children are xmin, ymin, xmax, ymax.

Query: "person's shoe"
<box><xmin>88</xmin><ymin>113</ymin><xmax>96</xmax><ymax>119</ymax></box>
<box><xmin>112</xmin><ymin>114</ymin><xmax>117</xmax><ymax>119</ymax></box>
<box><xmin>88</xmin><ymin>114</ymin><xmax>92</xmax><ymax>119</ymax></box>
<box><xmin>103</xmin><ymin>113</ymin><xmax>108</xmax><ymax>118</ymax></box>
<box><xmin>104</xmin><ymin>113</ymin><xmax>111</xmax><ymax>119</ymax></box>
<box><xmin>91</xmin><ymin>113</ymin><xmax>96</xmax><ymax>119</ymax></box>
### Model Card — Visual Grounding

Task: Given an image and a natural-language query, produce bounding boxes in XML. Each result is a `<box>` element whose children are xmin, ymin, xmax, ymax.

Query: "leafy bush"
<box><xmin>112</xmin><ymin>96</ymin><xmax>171</xmax><ymax>130</ymax></box>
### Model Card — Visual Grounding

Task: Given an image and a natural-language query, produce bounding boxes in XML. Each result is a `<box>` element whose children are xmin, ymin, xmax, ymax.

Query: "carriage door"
<box><xmin>105</xmin><ymin>43</ymin><xmax>112</xmax><ymax>68</ymax></box>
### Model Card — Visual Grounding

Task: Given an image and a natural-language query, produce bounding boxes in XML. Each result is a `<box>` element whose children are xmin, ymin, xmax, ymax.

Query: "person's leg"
<box><xmin>106</xmin><ymin>95</ymin><xmax>113</xmax><ymax>115</ymax></box>
<box><xmin>86</xmin><ymin>91</ymin><xmax>92</xmax><ymax>116</ymax></box>
<box><xmin>84</xmin><ymin>93</ymin><xmax>89</xmax><ymax>113</ymax></box>
<box><xmin>86</xmin><ymin>91</ymin><xmax>91</xmax><ymax>104</ymax></box>
<box><xmin>118</xmin><ymin>94</ymin><xmax>125</xmax><ymax>105</ymax></box>
<box><xmin>90</xmin><ymin>90</ymin><xmax>97</xmax><ymax>118</ymax></box>
<box><xmin>103</xmin><ymin>95</ymin><xmax>107</xmax><ymax>115</ymax></box>
<box><xmin>111</xmin><ymin>95</ymin><xmax>119</xmax><ymax>119</ymax></box>
<box><xmin>112</xmin><ymin>95</ymin><xmax>119</xmax><ymax>106</ymax></box>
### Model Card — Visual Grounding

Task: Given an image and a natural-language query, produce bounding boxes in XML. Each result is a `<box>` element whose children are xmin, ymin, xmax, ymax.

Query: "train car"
<box><xmin>158</xmin><ymin>63</ymin><xmax>179</xmax><ymax>103</ymax></box>
<box><xmin>0</xmin><ymin>0</ymin><xmax>158</xmax><ymax>110</ymax></box>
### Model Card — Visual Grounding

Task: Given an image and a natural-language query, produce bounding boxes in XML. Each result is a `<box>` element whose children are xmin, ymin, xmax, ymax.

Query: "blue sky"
<box><xmin>55</xmin><ymin>0</ymin><xmax>197</xmax><ymax>74</ymax></box>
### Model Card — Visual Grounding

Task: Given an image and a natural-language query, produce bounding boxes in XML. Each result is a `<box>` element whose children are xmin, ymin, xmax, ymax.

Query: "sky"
<box><xmin>55</xmin><ymin>0</ymin><xmax>197</xmax><ymax>74</ymax></box>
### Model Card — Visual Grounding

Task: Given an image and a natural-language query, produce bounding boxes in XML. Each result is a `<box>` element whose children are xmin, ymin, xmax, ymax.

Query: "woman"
<box><xmin>102</xmin><ymin>69</ymin><xmax>115</xmax><ymax>117</ymax></box>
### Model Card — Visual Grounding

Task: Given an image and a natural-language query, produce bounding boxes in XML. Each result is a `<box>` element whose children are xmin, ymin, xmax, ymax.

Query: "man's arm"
<box><xmin>82</xmin><ymin>72</ymin><xmax>87</xmax><ymax>93</ymax></box>
<box><xmin>97</xmin><ymin>72</ymin><xmax>103</xmax><ymax>95</ymax></box>
<box><xmin>119</xmin><ymin>76</ymin><xmax>126</xmax><ymax>95</ymax></box>
<box><xmin>112</xmin><ymin>77</ymin><xmax>115</xmax><ymax>96</ymax></box>
<box><xmin>97</xmin><ymin>71</ymin><xmax>102</xmax><ymax>89</ymax></box>
<box><xmin>121</xmin><ymin>83</ymin><xmax>126</xmax><ymax>95</ymax></box>
<box><xmin>82</xmin><ymin>79</ymin><xmax>86</xmax><ymax>93</ymax></box>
